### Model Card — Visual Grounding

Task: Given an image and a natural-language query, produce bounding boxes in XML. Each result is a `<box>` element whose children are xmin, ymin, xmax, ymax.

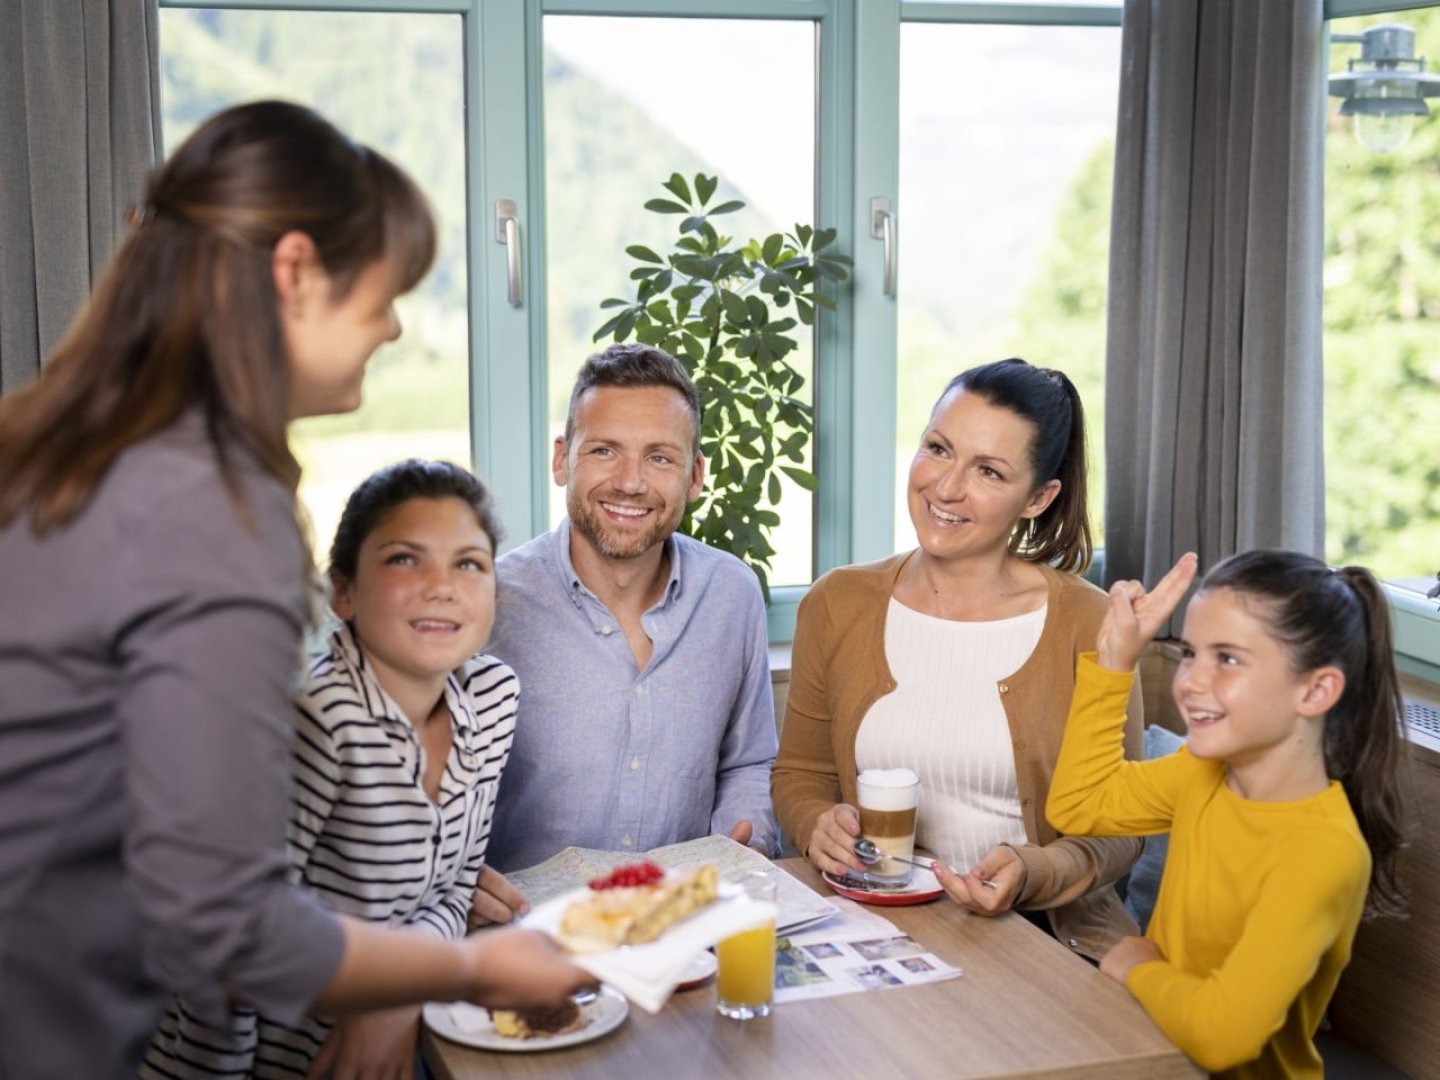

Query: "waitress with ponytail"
<box><xmin>0</xmin><ymin>102</ymin><xmax>589</xmax><ymax>1079</ymax></box>
<box><xmin>773</xmin><ymin>358</ymin><xmax>1144</xmax><ymax>961</ymax></box>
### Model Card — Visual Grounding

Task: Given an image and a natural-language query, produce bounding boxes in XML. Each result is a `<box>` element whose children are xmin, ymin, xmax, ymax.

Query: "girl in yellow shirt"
<box><xmin>1048</xmin><ymin>550</ymin><xmax>1406</xmax><ymax>1079</ymax></box>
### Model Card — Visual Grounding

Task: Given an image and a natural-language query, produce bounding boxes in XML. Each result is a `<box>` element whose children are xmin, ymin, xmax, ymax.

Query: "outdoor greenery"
<box><xmin>592</xmin><ymin>174</ymin><xmax>851</xmax><ymax>599</ymax></box>
<box><xmin>989</xmin><ymin>8</ymin><xmax>1440</xmax><ymax>581</ymax></box>
<box><xmin>1323</xmin><ymin>10</ymin><xmax>1440</xmax><ymax>580</ymax></box>
<box><xmin>157</xmin><ymin>8</ymin><xmax>1440</xmax><ymax>586</ymax></box>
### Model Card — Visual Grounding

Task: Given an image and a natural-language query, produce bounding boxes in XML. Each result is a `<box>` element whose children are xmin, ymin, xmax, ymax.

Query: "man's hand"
<box><xmin>307</xmin><ymin>1006</ymin><xmax>420</xmax><ymax>1079</ymax></box>
<box><xmin>1096</xmin><ymin>553</ymin><xmax>1199</xmax><ymax>672</ymax></box>
<box><xmin>727</xmin><ymin>819</ymin><xmax>754</xmax><ymax>847</ymax></box>
<box><xmin>1100</xmin><ymin>935</ymin><xmax>1164</xmax><ymax>984</ymax></box>
<box><xmin>469</xmin><ymin>864</ymin><xmax>529</xmax><ymax>929</ymax></box>
<box><xmin>933</xmin><ymin>844</ymin><xmax>1024</xmax><ymax>916</ymax></box>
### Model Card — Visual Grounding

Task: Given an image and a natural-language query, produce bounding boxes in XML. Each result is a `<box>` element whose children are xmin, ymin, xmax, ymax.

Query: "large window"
<box><xmin>895</xmin><ymin>20</ymin><xmax>1121</xmax><ymax>553</ymax></box>
<box><xmin>541</xmin><ymin>15</ymin><xmax>818</xmax><ymax>586</ymax></box>
<box><xmin>1324</xmin><ymin>8</ymin><xmax>1440</xmax><ymax>602</ymax></box>
<box><xmin>159</xmin><ymin>8</ymin><xmax>469</xmax><ymax>561</ymax></box>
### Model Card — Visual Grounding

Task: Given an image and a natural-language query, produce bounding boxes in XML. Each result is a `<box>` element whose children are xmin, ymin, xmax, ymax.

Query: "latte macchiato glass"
<box><xmin>856</xmin><ymin>767</ymin><xmax>920</xmax><ymax>880</ymax></box>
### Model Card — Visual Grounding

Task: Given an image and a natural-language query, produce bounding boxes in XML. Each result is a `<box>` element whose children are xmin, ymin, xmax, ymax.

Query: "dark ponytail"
<box><xmin>1201</xmin><ymin>551</ymin><xmax>1408</xmax><ymax>917</ymax></box>
<box><xmin>939</xmin><ymin>358</ymin><xmax>1091</xmax><ymax>572</ymax></box>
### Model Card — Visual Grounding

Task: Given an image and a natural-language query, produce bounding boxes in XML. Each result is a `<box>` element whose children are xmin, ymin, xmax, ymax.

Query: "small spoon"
<box><xmin>852</xmin><ymin>838</ymin><xmax>934</xmax><ymax>872</ymax></box>
<box><xmin>852</xmin><ymin>839</ymin><xmax>997</xmax><ymax>889</ymax></box>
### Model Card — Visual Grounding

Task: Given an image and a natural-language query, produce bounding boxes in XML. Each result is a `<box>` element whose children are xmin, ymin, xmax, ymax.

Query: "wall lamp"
<box><xmin>1329</xmin><ymin>22</ymin><xmax>1440</xmax><ymax>153</ymax></box>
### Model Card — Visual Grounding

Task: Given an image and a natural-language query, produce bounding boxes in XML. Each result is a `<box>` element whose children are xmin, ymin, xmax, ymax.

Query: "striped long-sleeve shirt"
<box><xmin>140</xmin><ymin>623</ymin><xmax>518</xmax><ymax>1078</ymax></box>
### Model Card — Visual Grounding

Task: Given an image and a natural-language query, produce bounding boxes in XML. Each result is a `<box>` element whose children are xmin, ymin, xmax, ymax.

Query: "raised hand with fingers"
<box><xmin>1096</xmin><ymin>553</ymin><xmax>1199</xmax><ymax>673</ymax></box>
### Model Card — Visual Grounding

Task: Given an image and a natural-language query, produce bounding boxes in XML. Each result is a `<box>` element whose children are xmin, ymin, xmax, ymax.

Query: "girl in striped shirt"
<box><xmin>145</xmin><ymin>459</ymin><xmax>522</xmax><ymax>1078</ymax></box>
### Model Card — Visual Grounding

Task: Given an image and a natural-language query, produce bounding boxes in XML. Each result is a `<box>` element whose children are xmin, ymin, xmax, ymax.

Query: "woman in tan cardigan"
<box><xmin>772</xmin><ymin>359</ymin><xmax>1143</xmax><ymax>960</ymax></box>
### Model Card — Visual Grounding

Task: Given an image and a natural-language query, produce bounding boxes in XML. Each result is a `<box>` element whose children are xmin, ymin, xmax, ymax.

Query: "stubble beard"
<box><xmin>568</xmin><ymin>488</ymin><xmax>674</xmax><ymax>560</ymax></box>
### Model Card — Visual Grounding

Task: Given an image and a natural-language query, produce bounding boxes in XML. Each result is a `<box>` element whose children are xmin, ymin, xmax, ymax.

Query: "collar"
<box><xmin>552</xmin><ymin>516</ymin><xmax>685</xmax><ymax>614</ymax></box>
<box><xmin>327</xmin><ymin>621</ymin><xmax>479</xmax><ymax>743</ymax></box>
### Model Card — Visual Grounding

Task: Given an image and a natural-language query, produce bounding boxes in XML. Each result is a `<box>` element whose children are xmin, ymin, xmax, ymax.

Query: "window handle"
<box><xmin>869</xmin><ymin>197</ymin><xmax>896</xmax><ymax>297</ymax></box>
<box><xmin>495</xmin><ymin>199</ymin><xmax>522</xmax><ymax>306</ymax></box>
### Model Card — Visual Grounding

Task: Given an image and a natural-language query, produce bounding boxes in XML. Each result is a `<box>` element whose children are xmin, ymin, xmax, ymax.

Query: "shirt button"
<box><xmin>630</xmin><ymin>757</ymin><xmax>640</xmax><ymax>770</ymax></box>
<box><xmin>634</xmin><ymin>684</ymin><xmax>645</xmax><ymax>695</ymax></box>
<box><xmin>601</xmin><ymin>625</ymin><xmax>613</xmax><ymax>636</ymax></box>
<box><xmin>998</xmin><ymin>683</ymin><xmax>1010</xmax><ymax>693</ymax></box>
<box><xmin>1067</xmin><ymin>938</ymin><xmax>1079</xmax><ymax>949</ymax></box>
<box><xmin>622</xmin><ymin>836</ymin><xmax>633</xmax><ymax>848</ymax></box>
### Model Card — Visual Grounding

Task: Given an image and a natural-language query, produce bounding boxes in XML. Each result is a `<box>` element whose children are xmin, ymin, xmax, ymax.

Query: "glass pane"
<box><xmin>1324</xmin><ymin>12</ymin><xmax>1440</xmax><ymax>595</ymax></box>
<box><xmin>159</xmin><ymin>10</ymin><xmax>469</xmax><ymax>563</ymax></box>
<box><xmin>542</xmin><ymin>15</ymin><xmax>817</xmax><ymax>587</ymax></box>
<box><xmin>895</xmin><ymin>23</ymin><xmax>1121</xmax><ymax>553</ymax></box>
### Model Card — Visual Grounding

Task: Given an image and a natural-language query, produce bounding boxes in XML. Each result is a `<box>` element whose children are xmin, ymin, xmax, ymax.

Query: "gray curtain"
<box><xmin>1104</xmin><ymin>0</ymin><xmax>1326</xmax><ymax>603</ymax></box>
<box><xmin>0</xmin><ymin>0</ymin><xmax>162</xmax><ymax>394</ymax></box>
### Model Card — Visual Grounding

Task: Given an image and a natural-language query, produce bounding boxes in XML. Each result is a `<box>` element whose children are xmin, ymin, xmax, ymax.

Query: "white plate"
<box><xmin>423</xmin><ymin>987</ymin><xmax>629</xmax><ymax>1053</ymax></box>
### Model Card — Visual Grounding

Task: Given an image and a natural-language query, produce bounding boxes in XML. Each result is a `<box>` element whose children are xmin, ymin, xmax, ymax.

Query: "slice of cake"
<box><xmin>559</xmin><ymin>863</ymin><xmax>719</xmax><ymax>951</ymax></box>
<box><xmin>490</xmin><ymin>998</ymin><xmax>585</xmax><ymax>1040</ymax></box>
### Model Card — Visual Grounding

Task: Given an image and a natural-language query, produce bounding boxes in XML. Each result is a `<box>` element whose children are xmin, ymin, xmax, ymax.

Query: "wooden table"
<box><xmin>425</xmin><ymin>859</ymin><xmax>1201</xmax><ymax>1079</ymax></box>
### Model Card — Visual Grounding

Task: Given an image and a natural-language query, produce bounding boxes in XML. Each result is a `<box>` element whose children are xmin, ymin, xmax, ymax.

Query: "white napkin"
<box><xmin>522</xmin><ymin>889</ymin><xmax>778</xmax><ymax>1014</ymax></box>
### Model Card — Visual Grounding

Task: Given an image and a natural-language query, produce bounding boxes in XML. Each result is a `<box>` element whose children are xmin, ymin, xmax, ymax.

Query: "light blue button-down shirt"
<box><xmin>484</xmin><ymin>518</ymin><xmax>778</xmax><ymax>871</ymax></box>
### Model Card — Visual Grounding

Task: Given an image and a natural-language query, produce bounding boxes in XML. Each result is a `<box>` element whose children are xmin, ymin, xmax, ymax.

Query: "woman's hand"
<box><xmin>1096</xmin><ymin>553</ymin><xmax>1199</xmax><ymax>672</ymax></box>
<box><xmin>805</xmin><ymin>803</ymin><xmax>868</xmax><ymax>877</ymax></box>
<box><xmin>461</xmin><ymin>927</ymin><xmax>596</xmax><ymax>1010</ymax></box>
<box><xmin>306</xmin><ymin>1006</ymin><xmax>419</xmax><ymax>1079</ymax></box>
<box><xmin>469</xmin><ymin>864</ymin><xmax>530</xmax><ymax>928</ymax></box>
<box><xmin>1100</xmin><ymin>935</ymin><xmax>1164</xmax><ymax>984</ymax></box>
<box><xmin>933</xmin><ymin>844</ymin><xmax>1024</xmax><ymax>915</ymax></box>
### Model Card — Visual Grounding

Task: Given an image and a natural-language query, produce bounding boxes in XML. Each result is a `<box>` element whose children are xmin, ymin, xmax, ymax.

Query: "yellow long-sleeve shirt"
<box><xmin>1047</xmin><ymin>655</ymin><xmax>1370</xmax><ymax>1079</ymax></box>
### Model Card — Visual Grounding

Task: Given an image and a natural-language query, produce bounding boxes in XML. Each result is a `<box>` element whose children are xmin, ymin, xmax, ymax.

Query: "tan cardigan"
<box><xmin>772</xmin><ymin>552</ymin><xmax>1144</xmax><ymax>960</ymax></box>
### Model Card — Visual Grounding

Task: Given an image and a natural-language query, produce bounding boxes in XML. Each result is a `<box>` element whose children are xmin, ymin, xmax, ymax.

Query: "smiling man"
<box><xmin>482</xmin><ymin>343</ymin><xmax>778</xmax><ymax>875</ymax></box>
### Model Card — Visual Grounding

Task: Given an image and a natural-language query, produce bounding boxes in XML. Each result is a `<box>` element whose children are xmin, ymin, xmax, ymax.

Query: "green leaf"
<box><xmin>761</xmin><ymin>234</ymin><xmax>784</xmax><ymax>264</ymax></box>
<box><xmin>720</xmin><ymin>291</ymin><xmax>748</xmax><ymax>325</ymax></box>
<box><xmin>593</xmin><ymin>310</ymin><xmax>629</xmax><ymax>342</ymax></box>
<box><xmin>709</xmin><ymin>199</ymin><xmax>745</xmax><ymax>215</ymax></box>
<box><xmin>767</xmin><ymin>472</ymin><xmax>782</xmax><ymax>504</ymax></box>
<box><xmin>795</xmin><ymin>224</ymin><xmax>813</xmax><ymax>247</ymax></box>
<box><xmin>600</xmin><ymin>297</ymin><xmax>629</xmax><ymax>309</ymax></box>
<box><xmin>744</xmin><ymin>296</ymin><xmax>769</xmax><ymax>326</ymax></box>
<box><xmin>663</xmin><ymin>172</ymin><xmax>692</xmax><ymax>204</ymax></box>
<box><xmin>781</xmin><ymin>467</ymin><xmax>818</xmax><ymax>492</ymax></box>
<box><xmin>680</xmin><ymin>215</ymin><xmax>706</xmax><ymax>235</ymax></box>
<box><xmin>695</xmin><ymin>174</ymin><xmax>717</xmax><ymax>205</ymax></box>
<box><xmin>644</xmin><ymin>198</ymin><xmax>688</xmax><ymax>214</ymax></box>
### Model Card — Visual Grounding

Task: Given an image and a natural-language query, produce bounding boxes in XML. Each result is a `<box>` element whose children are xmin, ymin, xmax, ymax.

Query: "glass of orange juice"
<box><xmin>715</xmin><ymin>870</ymin><xmax>779</xmax><ymax>1020</ymax></box>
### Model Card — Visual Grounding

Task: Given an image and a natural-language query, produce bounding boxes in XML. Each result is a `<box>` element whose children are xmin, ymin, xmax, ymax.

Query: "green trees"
<box><xmin>1324</xmin><ymin>10</ymin><xmax>1440</xmax><ymax>577</ymax></box>
<box><xmin>1003</xmin><ymin>11</ymin><xmax>1440</xmax><ymax>580</ymax></box>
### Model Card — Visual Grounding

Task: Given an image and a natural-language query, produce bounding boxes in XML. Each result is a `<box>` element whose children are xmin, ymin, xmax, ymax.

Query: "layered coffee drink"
<box><xmin>857</xmin><ymin>767</ymin><xmax>920</xmax><ymax>880</ymax></box>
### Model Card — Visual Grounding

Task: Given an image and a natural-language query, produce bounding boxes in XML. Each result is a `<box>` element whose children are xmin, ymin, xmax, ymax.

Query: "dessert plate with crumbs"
<box><xmin>423</xmin><ymin>987</ymin><xmax>628</xmax><ymax>1052</ymax></box>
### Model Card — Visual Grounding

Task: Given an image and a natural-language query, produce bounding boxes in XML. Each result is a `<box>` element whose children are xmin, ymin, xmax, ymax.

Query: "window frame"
<box><xmin>160</xmin><ymin>1</ymin><xmax>1440</xmax><ymax>678</ymax></box>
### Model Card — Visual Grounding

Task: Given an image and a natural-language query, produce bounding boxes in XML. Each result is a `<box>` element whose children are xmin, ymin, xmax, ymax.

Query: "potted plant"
<box><xmin>593</xmin><ymin>173</ymin><xmax>850</xmax><ymax>600</ymax></box>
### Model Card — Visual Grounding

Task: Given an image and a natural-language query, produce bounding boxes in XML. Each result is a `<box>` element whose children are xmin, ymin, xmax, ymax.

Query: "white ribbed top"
<box><xmin>855</xmin><ymin>598</ymin><xmax>1045</xmax><ymax>873</ymax></box>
